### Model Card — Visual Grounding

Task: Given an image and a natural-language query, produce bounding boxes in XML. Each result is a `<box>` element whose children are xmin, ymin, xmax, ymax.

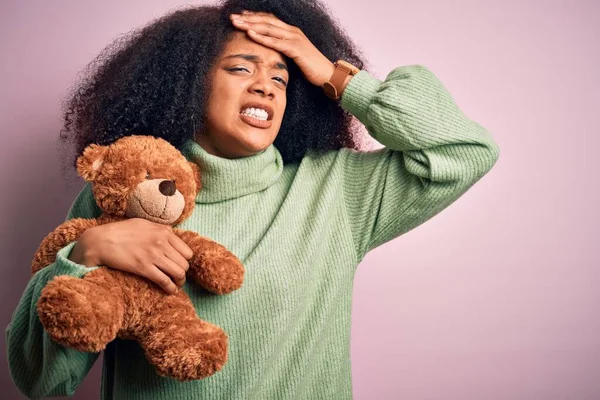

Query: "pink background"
<box><xmin>1</xmin><ymin>1</ymin><xmax>598</xmax><ymax>399</ymax></box>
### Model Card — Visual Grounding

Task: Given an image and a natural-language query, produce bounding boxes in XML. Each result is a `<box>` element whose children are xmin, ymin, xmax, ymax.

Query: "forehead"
<box><xmin>220</xmin><ymin>32</ymin><xmax>286</xmax><ymax>65</ymax></box>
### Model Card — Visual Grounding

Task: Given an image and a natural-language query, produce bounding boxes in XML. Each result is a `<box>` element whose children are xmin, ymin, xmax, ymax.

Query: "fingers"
<box><xmin>168</xmin><ymin>232</ymin><xmax>194</xmax><ymax>261</ymax></box>
<box><xmin>162</xmin><ymin>244</ymin><xmax>190</xmax><ymax>275</ymax></box>
<box><xmin>144</xmin><ymin>264</ymin><xmax>179</xmax><ymax>294</ymax></box>
<box><xmin>230</xmin><ymin>12</ymin><xmax>302</xmax><ymax>57</ymax></box>
<box><xmin>231</xmin><ymin>11</ymin><xmax>293</xmax><ymax>32</ymax></box>
<box><xmin>153</xmin><ymin>254</ymin><xmax>187</xmax><ymax>287</ymax></box>
<box><xmin>231</xmin><ymin>18</ymin><xmax>291</xmax><ymax>41</ymax></box>
<box><xmin>245</xmin><ymin>29</ymin><xmax>289</xmax><ymax>53</ymax></box>
<box><xmin>231</xmin><ymin>14</ymin><xmax>297</xmax><ymax>40</ymax></box>
<box><xmin>159</xmin><ymin>231</ymin><xmax>192</xmax><ymax>287</ymax></box>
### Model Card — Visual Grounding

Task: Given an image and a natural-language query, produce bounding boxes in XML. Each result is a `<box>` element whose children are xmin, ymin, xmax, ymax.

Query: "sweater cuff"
<box><xmin>339</xmin><ymin>70</ymin><xmax>382</xmax><ymax>123</ymax></box>
<box><xmin>53</xmin><ymin>242</ymin><xmax>98</xmax><ymax>278</ymax></box>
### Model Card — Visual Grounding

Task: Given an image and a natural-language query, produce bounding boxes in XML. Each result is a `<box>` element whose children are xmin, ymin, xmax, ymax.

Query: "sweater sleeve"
<box><xmin>5</xmin><ymin>183</ymin><xmax>103</xmax><ymax>399</ymax></box>
<box><xmin>338</xmin><ymin>65</ymin><xmax>500</xmax><ymax>261</ymax></box>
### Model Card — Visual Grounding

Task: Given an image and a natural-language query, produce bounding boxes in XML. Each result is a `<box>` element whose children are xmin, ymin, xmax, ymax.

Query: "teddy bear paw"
<box><xmin>37</xmin><ymin>275</ymin><xmax>124</xmax><ymax>352</ymax></box>
<box><xmin>189</xmin><ymin>254</ymin><xmax>245</xmax><ymax>295</ymax></box>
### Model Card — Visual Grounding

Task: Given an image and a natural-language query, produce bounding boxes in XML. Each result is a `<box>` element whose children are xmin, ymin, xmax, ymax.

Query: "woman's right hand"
<box><xmin>68</xmin><ymin>218</ymin><xmax>194</xmax><ymax>294</ymax></box>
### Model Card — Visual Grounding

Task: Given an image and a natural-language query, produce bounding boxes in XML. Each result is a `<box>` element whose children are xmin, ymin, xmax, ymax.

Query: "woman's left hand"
<box><xmin>229</xmin><ymin>10</ymin><xmax>335</xmax><ymax>87</ymax></box>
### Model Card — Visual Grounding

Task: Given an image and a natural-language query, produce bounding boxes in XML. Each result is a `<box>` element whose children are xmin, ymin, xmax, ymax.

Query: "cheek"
<box><xmin>276</xmin><ymin>103</ymin><xmax>286</xmax><ymax>125</ymax></box>
<box><xmin>206</xmin><ymin>100</ymin><xmax>234</xmax><ymax>133</ymax></box>
<box><xmin>211</xmin><ymin>87</ymin><xmax>244</xmax><ymax>119</ymax></box>
<box><xmin>208</xmin><ymin>77</ymin><xmax>233</xmax><ymax>103</ymax></box>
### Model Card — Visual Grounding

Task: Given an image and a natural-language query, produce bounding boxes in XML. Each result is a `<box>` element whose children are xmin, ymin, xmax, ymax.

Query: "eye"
<box><xmin>229</xmin><ymin>67</ymin><xmax>287</xmax><ymax>86</ymax></box>
<box><xmin>145</xmin><ymin>172</ymin><xmax>151</xmax><ymax>179</ymax></box>
<box><xmin>229</xmin><ymin>67</ymin><xmax>250</xmax><ymax>73</ymax></box>
<box><xmin>273</xmin><ymin>76</ymin><xmax>288</xmax><ymax>86</ymax></box>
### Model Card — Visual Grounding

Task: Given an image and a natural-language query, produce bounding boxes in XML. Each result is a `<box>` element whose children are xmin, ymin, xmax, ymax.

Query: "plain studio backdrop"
<box><xmin>1</xmin><ymin>1</ymin><xmax>598</xmax><ymax>399</ymax></box>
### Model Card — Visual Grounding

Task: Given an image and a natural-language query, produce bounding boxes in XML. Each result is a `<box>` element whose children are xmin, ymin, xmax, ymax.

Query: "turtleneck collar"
<box><xmin>181</xmin><ymin>139</ymin><xmax>284</xmax><ymax>203</ymax></box>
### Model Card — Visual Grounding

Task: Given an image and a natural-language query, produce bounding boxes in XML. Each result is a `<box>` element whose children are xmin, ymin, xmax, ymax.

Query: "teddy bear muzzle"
<box><xmin>125</xmin><ymin>179</ymin><xmax>186</xmax><ymax>224</ymax></box>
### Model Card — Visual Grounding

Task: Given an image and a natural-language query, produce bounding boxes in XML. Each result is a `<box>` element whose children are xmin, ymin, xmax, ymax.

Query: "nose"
<box><xmin>248</xmin><ymin>71</ymin><xmax>276</xmax><ymax>99</ymax></box>
<box><xmin>159</xmin><ymin>180</ymin><xmax>176</xmax><ymax>196</ymax></box>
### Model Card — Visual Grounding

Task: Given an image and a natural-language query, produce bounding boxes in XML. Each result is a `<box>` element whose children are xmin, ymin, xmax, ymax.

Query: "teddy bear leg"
<box><xmin>37</xmin><ymin>269</ymin><xmax>124</xmax><ymax>353</ymax></box>
<box><xmin>137</xmin><ymin>291</ymin><xmax>229</xmax><ymax>381</ymax></box>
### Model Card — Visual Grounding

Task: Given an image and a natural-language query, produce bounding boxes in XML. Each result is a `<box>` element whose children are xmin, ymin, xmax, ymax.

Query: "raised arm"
<box><xmin>338</xmin><ymin>65</ymin><xmax>500</xmax><ymax>261</ymax></box>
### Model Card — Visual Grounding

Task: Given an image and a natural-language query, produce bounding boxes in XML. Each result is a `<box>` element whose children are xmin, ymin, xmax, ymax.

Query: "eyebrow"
<box><xmin>223</xmin><ymin>53</ymin><xmax>288</xmax><ymax>72</ymax></box>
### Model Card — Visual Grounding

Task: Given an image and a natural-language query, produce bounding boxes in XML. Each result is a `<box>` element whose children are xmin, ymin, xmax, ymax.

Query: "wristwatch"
<box><xmin>322</xmin><ymin>60</ymin><xmax>360</xmax><ymax>101</ymax></box>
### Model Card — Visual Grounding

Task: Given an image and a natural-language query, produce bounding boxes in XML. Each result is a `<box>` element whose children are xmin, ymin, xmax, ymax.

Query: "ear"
<box><xmin>76</xmin><ymin>144</ymin><xmax>109</xmax><ymax>181</ymax></box>
<box><xmin>188</xmin><ymin>161</ymin><xmax>202</xmax><ymax>193</ymax></box>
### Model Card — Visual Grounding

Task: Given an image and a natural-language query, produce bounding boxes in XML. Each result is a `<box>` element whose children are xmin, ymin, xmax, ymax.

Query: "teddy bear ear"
<box><xmin>188</xmin><ymin>161</ymin><xmax>202</xmax><ymax>193</ymax></box>
<box><xmin>76</xmin><ymin>144</ymin><xmax>109</xmax><ymax>181</ymax></box>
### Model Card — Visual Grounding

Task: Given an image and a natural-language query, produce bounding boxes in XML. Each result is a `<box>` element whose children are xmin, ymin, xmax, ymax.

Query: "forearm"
<box><xmin>6</xmin><ymin>243</ymin><xmax>100</xmax><ymax>398</ymax></box>
<box><xmin>340</xmin><ymin>65</ymin><xmax>500</xmax><ymax>182</ymax></box>
<box><xmin>337</xmin><ymin>65</ymin><xmax>500</xmax><ymax>257</ymax></box>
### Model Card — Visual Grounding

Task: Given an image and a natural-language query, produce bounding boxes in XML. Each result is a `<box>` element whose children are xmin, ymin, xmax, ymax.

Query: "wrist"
<box><xmin>70</xmin><ymin>229</ymin><xmax>101</xmax><ymax>266</ymax></box>
<box><xmin>321</xmin><ymin>60</ymin><xmax>360</xmax><ymax>101</ymax></box>
<box><xmin>338</xmin><ymin>74</ymin><xmax>354</xmax><ymax>97</ymax></box>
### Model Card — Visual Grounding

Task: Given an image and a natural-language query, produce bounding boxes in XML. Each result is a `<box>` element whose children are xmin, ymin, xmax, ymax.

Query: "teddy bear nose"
<box><xmin>159</xmin><ymin>180</ymin><xmax>176</xmax><ymax>196</ymax></box>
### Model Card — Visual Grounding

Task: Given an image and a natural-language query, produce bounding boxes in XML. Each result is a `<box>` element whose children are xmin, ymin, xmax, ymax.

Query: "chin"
<box><xmin>241</xmin><ymin>143</ymin><xmax>270</xmax><ymax>156</ymax></box>
<box><xmin>237</xmin><ymin>136</ymin><xmax>275</xmax><ymax>154</ymax></box>
<box><xmin>218</xmin><ymin>142</ymin><xmax>266</xmax><ymax>159</ymax></box>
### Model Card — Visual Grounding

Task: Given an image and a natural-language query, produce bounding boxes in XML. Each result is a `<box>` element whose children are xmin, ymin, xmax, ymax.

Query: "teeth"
<box><xmin>240</xmin><ymin>107</ymin><xmax>269</xmax><ymax>121</ymax></box>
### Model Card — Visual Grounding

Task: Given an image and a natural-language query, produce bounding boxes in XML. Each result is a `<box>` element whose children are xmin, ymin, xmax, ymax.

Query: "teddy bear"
<box><xmin>31</xmin><ymin>135</ymin><xmax>245</xmax><ymax>381</ymax></box>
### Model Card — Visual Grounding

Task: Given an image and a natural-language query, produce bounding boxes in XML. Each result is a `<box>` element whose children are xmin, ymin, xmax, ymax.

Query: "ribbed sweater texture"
<box><xmin>6</xmin><ymin>65</ymin><xmax>499</xmax><ymax>399</ymax></box>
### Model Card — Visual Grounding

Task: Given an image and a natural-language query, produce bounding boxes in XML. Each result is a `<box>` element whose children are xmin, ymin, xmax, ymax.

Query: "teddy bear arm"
<box><xmin>173</xmin><ymin>229</ymin><xmax>245</xmax><ymax>295</ymax></box>
<box><xmin>31</xmin><ymin>218</ymin><xmax>100</xmax><ymax>275</ymax></box>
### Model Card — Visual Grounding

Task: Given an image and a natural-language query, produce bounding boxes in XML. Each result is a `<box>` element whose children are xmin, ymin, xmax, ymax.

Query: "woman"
<box><xmin>6</xmin><ymin>0</ymin><xmax>500</xmax><ymax>398</ymax></box>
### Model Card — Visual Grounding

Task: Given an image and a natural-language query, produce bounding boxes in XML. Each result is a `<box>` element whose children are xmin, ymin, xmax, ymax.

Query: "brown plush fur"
<box><xmin>32</xmin><ymin>135</ymin><xmax>244</xmax><ymax>381</ymax></box>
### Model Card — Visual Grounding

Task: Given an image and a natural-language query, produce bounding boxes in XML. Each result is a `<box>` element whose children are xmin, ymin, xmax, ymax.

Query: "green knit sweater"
<box><xmin>6</xmin><ymin>65</ymin><xmax>499</xmax><ymax>400</ymax></box>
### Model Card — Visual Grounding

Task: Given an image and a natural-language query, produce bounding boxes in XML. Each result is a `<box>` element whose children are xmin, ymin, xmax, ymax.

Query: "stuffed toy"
<box><xmin>31</xmin><ymin>135</ymin><xmax>245</xmax><ymax>381</ymax></box>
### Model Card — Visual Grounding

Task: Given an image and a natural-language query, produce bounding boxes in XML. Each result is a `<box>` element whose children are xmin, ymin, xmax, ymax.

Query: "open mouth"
<box><xmin>239</xmin><ymin>102</ymin><xmax>274</xmax><ymax>129</ymax></box>
<box><xmin>239</xmin><ymin>103</ymin><xmax>273</xmax><ymax>119</ymax></box>
<box><xmin>239</xmin><ymin>113</ymin><xmax>273</xmax><ymax>129</ymax></box>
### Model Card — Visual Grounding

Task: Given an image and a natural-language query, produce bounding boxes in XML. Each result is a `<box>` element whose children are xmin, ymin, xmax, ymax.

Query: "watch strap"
<box><xmin>322</xmin><ymin>60</ymin><xmax>360</xmax><ymax>100</ymax></box>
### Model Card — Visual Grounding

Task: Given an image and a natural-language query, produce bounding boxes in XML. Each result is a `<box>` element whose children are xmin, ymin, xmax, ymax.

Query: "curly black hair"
<box><xmin>59</xmin><ymin>0</ymin><xmax>369</xmax><ymax>167</ymax></box>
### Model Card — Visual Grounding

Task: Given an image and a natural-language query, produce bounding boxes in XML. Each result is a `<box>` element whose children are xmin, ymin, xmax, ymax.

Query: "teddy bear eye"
<box><xmin>145</xmin><ymin>172</ymin><xmax>151</xmax><ymax>179</ymax></box>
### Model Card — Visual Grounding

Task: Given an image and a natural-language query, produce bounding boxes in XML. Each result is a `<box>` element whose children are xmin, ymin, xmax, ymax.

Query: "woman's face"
<box><xmin>197</xmin><ymin>31</ymin><xmax>289</xmax><ymax>159</ymax></box>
